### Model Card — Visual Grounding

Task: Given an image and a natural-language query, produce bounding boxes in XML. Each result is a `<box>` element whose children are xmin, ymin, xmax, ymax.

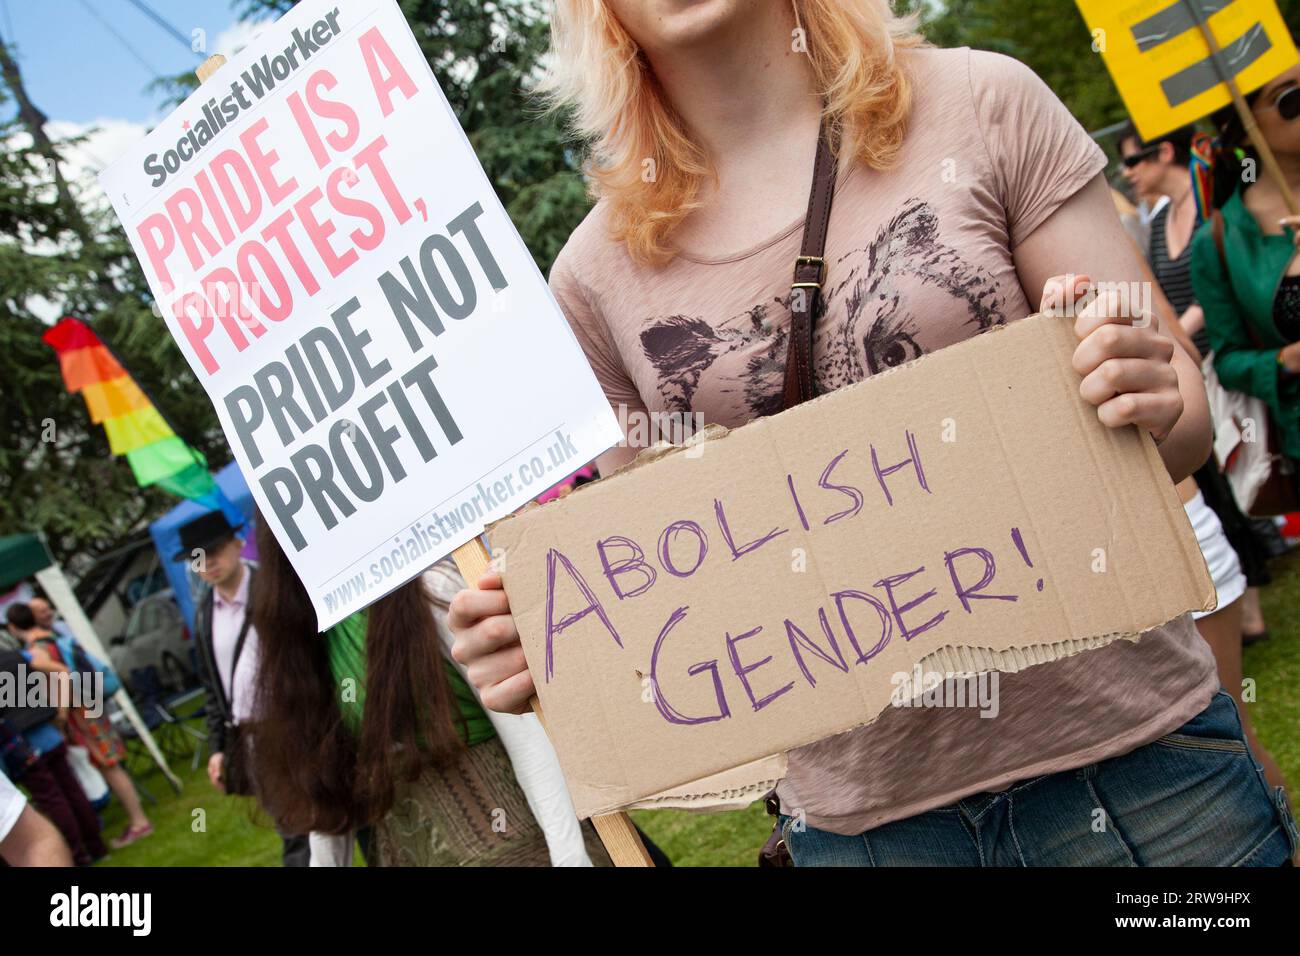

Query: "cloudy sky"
<box><xmin>3</xmin><ymin>0</ymin><xmax>264</xmax><ymax>179</ymax></box>
<box><xmin>2</xmin><ymin>0</ymin><xmax>267</xmax><ymax>320</ymax></box>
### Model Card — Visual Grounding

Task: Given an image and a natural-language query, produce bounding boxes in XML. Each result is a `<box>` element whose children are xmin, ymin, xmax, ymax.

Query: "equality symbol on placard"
<box><xmin>1137</xmin><ymin>3</ymin><xmax>1271</xmax><ymax>107</ymax></box>
<box><xmin>1076</xmin><ymin>0</ymin><xmax>1299</xmax><ymax>140</ymax></box>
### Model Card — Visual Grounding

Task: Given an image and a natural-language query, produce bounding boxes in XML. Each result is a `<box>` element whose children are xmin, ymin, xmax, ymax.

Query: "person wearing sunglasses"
<box><xmin>450</xmin><ymin>1</ymin><xmax>1300</xmax><ymax>867</ymax></box>
<box><xmin>1118</xmin><ymin>125</ymin><xmax>1203</xmax><ymax>345</ymax></box>
<box><xmin>1119</xmin><ymin>140</ymin><xmax>1173</xmax><ymax>228</ymax></box>
<box><xmin>1196</xmin><ymin>65</ymin><xmax>1300</xmax><ymax>497</ymax></box>
<box><xmin>1193</xmin><ymin>59</ymin><xmax>1300</xmax><ymax>806</ymax></box>
<box><xmin>1117</xmin><ymin>136</ymin><xmax>1173</xmax><ymax>239</ymax></box>
<box><xmin>1118</xmin><ymin>116</ymin><xmax>1289</xmax><ymax>809</ymax></box>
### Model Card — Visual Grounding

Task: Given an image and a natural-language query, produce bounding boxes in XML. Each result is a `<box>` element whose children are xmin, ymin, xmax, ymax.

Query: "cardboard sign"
<box><xmin>1076</xmin><ymin>0</ymin><xmax>1299</xmax><ymax>140</ymax></box>
<box><xmin>490</xmin><ymin>315</ymin><xmax>1215</xmax><ymax>818</ymax></box>
<box><xmin>99</xmin><ymin>0</ymin><xmax>621</xmax><ymax>628</ymax></box>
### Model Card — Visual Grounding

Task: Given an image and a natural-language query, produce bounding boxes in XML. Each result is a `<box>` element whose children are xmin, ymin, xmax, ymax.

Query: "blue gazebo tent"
<box><xmin>149</xmin><ymin>461</ymin><xmax>255</xmax><ymax>631</ymax></box>
<box><xmin>0</xmin><ymin>532</ymin><xmax>178</xmax><ymax>789</ymax></box>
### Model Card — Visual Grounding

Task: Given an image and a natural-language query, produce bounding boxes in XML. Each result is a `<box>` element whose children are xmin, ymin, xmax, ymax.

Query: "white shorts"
<box><xmin>1184</xmin><ymin>490</ymin><xmax>1247</xmax><ymax>620</ymax></box>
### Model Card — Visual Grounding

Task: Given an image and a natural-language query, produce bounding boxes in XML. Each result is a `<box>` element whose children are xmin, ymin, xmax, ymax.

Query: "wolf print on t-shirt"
<box><xmin>638</xmin><ymin>199</ymin><xmax>1007</xmax><ymax>418</ymax></box>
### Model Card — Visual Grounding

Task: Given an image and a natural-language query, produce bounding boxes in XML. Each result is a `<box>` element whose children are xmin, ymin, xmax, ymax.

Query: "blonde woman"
<box><xmin>451</xmin><ymin>0</ymin><xmax>1298</xmax><ymax>865</ymax></box>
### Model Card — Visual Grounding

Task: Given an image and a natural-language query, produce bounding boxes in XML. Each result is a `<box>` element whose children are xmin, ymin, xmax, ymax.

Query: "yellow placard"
<box><xmin>1076</xmin><ymin>0</ymin><xmax>1299</xmax><ymax>140</ymax></box>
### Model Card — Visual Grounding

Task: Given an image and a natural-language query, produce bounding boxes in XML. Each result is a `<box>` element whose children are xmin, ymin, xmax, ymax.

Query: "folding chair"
<box><xmin>163</xmin><ymin>686</ymin><xmax>210</xmax><ymax>771</ymax></box>
<box><xmin>124</xmin><ymin>666</ymin><xmax>204</xmax><ymax>768</ymax></box>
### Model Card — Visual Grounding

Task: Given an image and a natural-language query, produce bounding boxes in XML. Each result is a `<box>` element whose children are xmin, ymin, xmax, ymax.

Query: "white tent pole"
<box><xmin>33</xmin><ymin>563</ymin><xmax>183</xmax><ymax>792</ymax></box>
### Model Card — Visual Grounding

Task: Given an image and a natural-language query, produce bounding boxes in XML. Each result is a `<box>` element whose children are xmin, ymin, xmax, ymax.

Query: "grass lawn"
<box><xmin>1242</xmin><ymin>549</ymin><xmax>1300</xmax><ymax>789</ymax></box>
<box><xmin>91</xmin><ymin>551</ymin><xmax>1300</xmax><ymax>867</ymax></box>
<box><xmin>94</xmin><ymin>695</ymin><xmax>286</xmax><ymax>867</ymax></box>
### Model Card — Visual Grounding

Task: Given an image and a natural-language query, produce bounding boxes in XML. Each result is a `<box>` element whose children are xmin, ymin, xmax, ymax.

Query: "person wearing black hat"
<box><xmin>179</xmin><ymin>510</ymin><xmax>308</xmax><ymax>867</ymax></box>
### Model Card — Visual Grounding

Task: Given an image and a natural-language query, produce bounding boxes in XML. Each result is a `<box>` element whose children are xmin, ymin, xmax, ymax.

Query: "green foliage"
<box><xmin>0</xmin><ymin>102</ymin><xmax>229</xmax><ymax>564</ymax></box>
<box><xmin>913</xmin><ymin>0</ymin><xmax>1300</xmax><ymax>134</ymax></box>
<box><xmin>239</xmin><ymin>0</ymin><xmax>591</xmax><ymax>273</ymax></box>
<box><xmin>10</xmin><ymin>0</ymin><xmax>1300</xmax><ymax>565</ymax></box>
<box><xmin>3</xmin><ymin>0</ymin><xmax>591</xmax><ymax>566</ymax></box>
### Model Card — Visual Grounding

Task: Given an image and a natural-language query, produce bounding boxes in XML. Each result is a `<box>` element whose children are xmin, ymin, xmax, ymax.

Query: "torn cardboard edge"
<box><xmin>585</xmin><ymin>618</ymin><xmax>1187</xmax><ymax>818</ymax></box>
<box><xmin>492</xmin><ymin>313</ymin><xmax>1216</xmax><ymax>819</ymax></box>
<box><xmin>625</xmin><ymin>754</ymin><xmax>788</xmax><ymax>812</ymax></box>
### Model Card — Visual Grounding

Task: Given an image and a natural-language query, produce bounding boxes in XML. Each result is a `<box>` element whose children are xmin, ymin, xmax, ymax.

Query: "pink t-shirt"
<box><xmin>549</xmin><ymin>47</ymin><xmax>1218</xmax><ymax>835</ymax></box>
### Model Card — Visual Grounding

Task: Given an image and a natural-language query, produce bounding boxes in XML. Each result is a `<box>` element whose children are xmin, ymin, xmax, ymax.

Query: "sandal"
<box><xmin>109</xmin><ymin>823</ymin><xmax>154</xmax><ymax>849</ymax></box>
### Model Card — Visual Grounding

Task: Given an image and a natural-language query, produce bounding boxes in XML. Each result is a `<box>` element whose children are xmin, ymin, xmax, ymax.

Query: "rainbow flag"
<box><xmin>43</xmin><ymin>316</ymin><xmax>230</xmax><ymax>511</ymax></box>
<box><xmin>1190</xmin><ymin>133</ymin><xmax>1215</xmax><ymax>226</ymax></box>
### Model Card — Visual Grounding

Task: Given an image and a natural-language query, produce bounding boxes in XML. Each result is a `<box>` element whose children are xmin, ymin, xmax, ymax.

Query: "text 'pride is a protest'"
<box><xmin>101</xmin><ymin>0</ymin><xmax>621</xmax><ymax>628</ymax></box>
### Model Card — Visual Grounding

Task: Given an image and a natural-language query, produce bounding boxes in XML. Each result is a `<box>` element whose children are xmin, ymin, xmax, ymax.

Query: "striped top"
<box><xmin>1149</xmin><ymin>203</ymin><xmax>1205</xmax><ymax>354</ymax></box>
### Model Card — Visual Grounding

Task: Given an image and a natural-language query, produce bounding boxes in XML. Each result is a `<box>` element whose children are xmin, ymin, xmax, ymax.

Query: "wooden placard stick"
<box><xmin>193</xmin><ymin>52</ymin><xmax>653</xmax><ymax>868</ymax></box>
<box><xmin>1186</xmin><ymin>0</ymin><xmax>1299</xmax><ymax>215</ymax></box>
<box><xmin>196</xmin><ymin>53</ymin><xmax>225</xmax><ymax>83</ymax></box>
<box><xmin>451</xmin><ymin>536</ymin><xmax>654</xmax><ymax>867</ymax></box>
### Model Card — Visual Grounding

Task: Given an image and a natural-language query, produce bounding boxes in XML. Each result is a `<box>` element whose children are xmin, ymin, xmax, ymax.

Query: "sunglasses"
<box><xmin>1258</xmin><ymin>84</ymin><xmax>1300</xmax><ymax>122</ymax></box>
<box><xmin>1121</xmin><ymin>145</ymin><xmax>1161</xmax><ymax>169</ymax></box>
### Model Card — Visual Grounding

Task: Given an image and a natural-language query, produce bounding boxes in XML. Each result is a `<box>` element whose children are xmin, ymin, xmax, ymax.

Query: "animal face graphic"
<box><xmin>639</xmin><ymin>200</ymin><xmax>1006</xmax><ymax>416</ymax></box>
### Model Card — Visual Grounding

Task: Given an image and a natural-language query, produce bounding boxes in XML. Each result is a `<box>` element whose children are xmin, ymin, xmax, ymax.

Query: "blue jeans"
<box><xmin>780</xmin><ymin>690</ymin><xmax>1299</xmax><ymax>866</ymax></box>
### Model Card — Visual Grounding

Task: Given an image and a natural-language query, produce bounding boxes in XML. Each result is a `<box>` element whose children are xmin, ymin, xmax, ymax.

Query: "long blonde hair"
<box><xmin>542</xmin><ymin>0</ymin><xmax>926</xmax><ymax>265</ymax></box>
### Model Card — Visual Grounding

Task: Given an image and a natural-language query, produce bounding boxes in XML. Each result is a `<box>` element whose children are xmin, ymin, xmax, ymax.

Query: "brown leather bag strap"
<box><xmin>781</xmin><ymin>122</ymin><xmax>839</xmax><ymax>410</ymax></box>
<box><xmin>1211</xmin><ymin>209</ymin><xmax>1228</xmax><ymax>275</ymax></box>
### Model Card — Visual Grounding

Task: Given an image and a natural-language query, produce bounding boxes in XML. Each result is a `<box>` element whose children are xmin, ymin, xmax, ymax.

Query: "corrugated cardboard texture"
<box><xmin>626</xmin><ymin>754</ymin><xmax>788</xmax><ymax>812</ymax></box>
<box><xmin>491</xmin><ymin>315</ymin><xmax>1215</xmax><ymax>818</ymax></box>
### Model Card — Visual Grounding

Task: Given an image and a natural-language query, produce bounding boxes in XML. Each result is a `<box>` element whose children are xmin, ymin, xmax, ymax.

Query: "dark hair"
<box><xmin>1208</xmin><ymin>90</ymin><xmax>1265</xmax><ymax>210</ymax></box>
<box><xmin>1207</xmin><ymin>28</ymin><xmax>1300</xmax><ymax>207</ymax></box>
<box><xmin>1117</xmin><ymin>120</ymin><xmax>1198</xmax><ymax>166</ymax></box>
<box><xmin>5</xmin><ymin>603</ymin><xmax>35</xmax><ymax>631</ymax></box>
<box><xmin>249</xmin><ymin>514</ymin><xmax>465</xmax><ymax>833</ymax></box>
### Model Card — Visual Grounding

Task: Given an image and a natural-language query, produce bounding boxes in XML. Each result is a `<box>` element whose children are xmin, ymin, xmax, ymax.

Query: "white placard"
<box><xmin>99</xmin><ymin>0</ymin><xmax>621</xmax><ymax>629</ymax></box>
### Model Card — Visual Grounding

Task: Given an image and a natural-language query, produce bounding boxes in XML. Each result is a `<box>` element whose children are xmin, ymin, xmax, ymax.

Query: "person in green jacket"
<box><xmin>1193</xmin><ymin>60</ymin><xmax>1300</xmax><ymax>467</ymax></box>
<box><xmin>1192</xmin><ymin>59</ymin><xmax>1300</xmax><ymax>803</ymax></box>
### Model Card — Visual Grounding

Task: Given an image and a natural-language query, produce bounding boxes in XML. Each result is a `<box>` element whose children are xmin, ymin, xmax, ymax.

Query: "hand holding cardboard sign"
<box><xmin>1058</xmin><ymin>274</ymin><xmax>1184</xmax><ymax>444</ymax></box>
<box><xmin>451</xmin><ymin>273</ymin><xmax>1167</xmax><ymax>721</ymax></box>
<box><xmin>448</xmin><ymin>571</ymin><xmax>534</xmax><ymax>715</ymax></box>
<box><xmin>1279</xmin><ymin>341</ymin><xmax>1300</xmax><ymax>373</ymax></box>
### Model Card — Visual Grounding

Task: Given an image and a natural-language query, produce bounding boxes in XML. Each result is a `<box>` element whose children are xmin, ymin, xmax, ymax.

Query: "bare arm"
<box><xmin>1121</xmin><ymin>231</ymin><xmax>1203</xmax><ymax>364</ymax></box>
<box><xmin>25</xmin><ymin>645</ymin><xmax>67</xmax><ymax>674</ymax></box>
<box><xmin>25</xmin><ymin>646</ymin><xmax>71</xmax><ymax>722</ymax></box>
<box><xmin>1</xmin><ymin>804</ymin><xmax>73</xmax><ymax>866</ymax></box>
<box><xmin>1014</xmin><ymin>174</ymin><xmax>1211</xmax><ymax>484</ymax></box>
<box><xmin>595</xmin><ymin>445</ymin><xmax>636</xmax><ymax>477</ymax></box>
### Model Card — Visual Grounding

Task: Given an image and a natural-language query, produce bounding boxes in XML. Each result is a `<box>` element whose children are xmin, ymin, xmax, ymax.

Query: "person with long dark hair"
<box><xmin>249</xmin><ymin>515</ymin><xmax>613</xmax><ymax>866</ymax></box>
<box><xmin>449</xmin><ymin>0</ymin><xmax>1298</xmax><ymax>866</ymax></box>
<box><xmin>1117</xmin><ymin>121</ymin><xmax>1287</xmax><ymax>798</ymax></box>
<box><xmin>1198</xmin><ymin>60</ymin><xmax>1300</xmax><ymax>467</ymax></box>
<box><xmin>1193</xmin><ymin>59</ymin><xmax>1300</xmax><ymax>801</ymax></box>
